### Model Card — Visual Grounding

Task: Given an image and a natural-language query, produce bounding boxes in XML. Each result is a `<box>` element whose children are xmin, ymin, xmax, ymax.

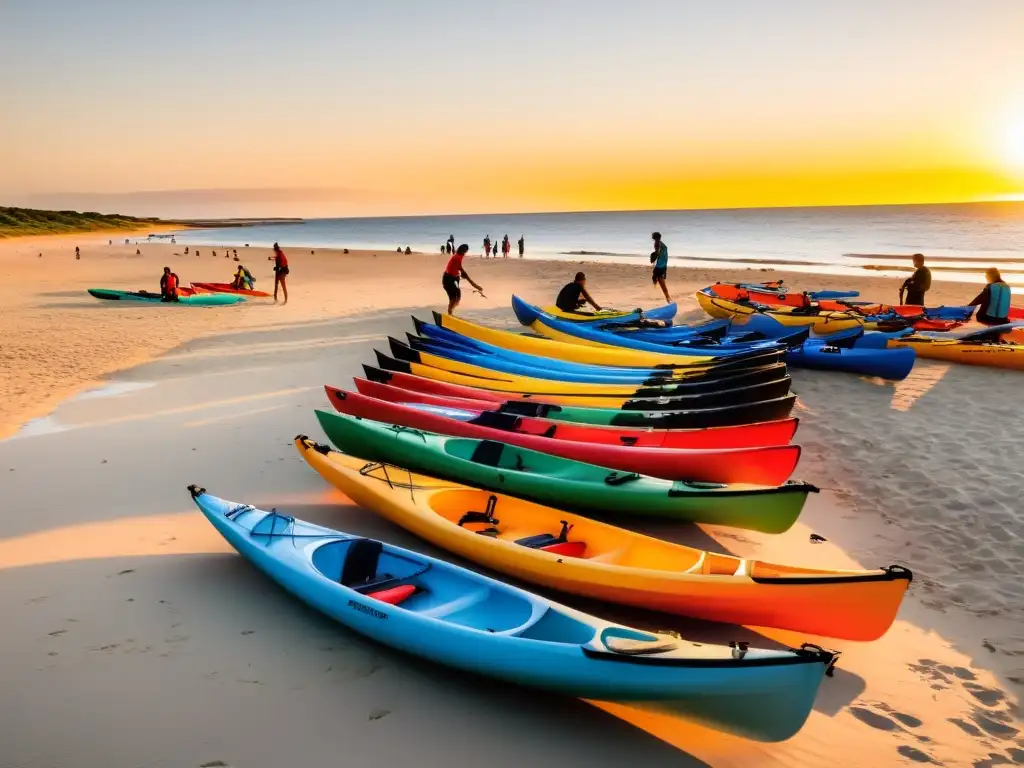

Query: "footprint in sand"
<box><xmin>896</xmin><ymin>745</ymin><xmax>941</xmax><ymax>764</ymax></box>
<box><xmin>963</xmin><ymin>682</ymin><xmax>1007</xmax><ymax>707</ymax></box>
<box><xmin>850</xmin><ymin>704</ymin><xmax>922</xmax><ymax>732</ymax></box>
<box><xmin>971</xmin><ymin>709</ymin><xmax>1020</xmax><ymax>740</ymax></box>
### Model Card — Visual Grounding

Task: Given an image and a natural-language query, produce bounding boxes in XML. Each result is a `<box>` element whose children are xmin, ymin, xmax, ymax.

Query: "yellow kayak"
<box><xmin>696</xmin><ymin>291</ymin><xmax>864</xmax><ymax>332</ymax></box>
<box><xmin>435</xmin><ymin>312</ymin><xmax>741</xmax><ymax>368</ymax></box>
<box><xmin>887</xmin><ymin>335</ymin><xmax>1024</xmax><ymax>370</ymax></box>
<box><xmin>297</xmin><ymin>437</ymin><xmax>911</xmax><ymax>641</ymax></box>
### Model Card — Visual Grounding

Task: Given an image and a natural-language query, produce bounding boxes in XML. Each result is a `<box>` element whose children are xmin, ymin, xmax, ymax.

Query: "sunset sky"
<box><xmin>3</xmin><ymin>0</ymin><xmax>1024</xmax><ymax>218</ymax></box>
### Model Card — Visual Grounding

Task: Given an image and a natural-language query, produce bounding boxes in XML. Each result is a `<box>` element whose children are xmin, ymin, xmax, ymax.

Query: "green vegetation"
<box><xmin>0</xmin><ymin>206</ymin><xmax>163</xmax><ymax>238</ymax></box>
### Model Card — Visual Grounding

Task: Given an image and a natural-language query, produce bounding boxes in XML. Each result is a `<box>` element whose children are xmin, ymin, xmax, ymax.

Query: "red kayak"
<box><xmin>190</xmin><ymin>282</ymin><xmax>272</xmax><ymax>298</ymax></box>
<box><xmin>346</xmin><ymin>380</ymin><xmax>798</xmax><ymax>449</ymax></box>
<box><xmin>324</xmin><ymin>389</ymin><xmax>801</xmax><ymax>485</ymax></box>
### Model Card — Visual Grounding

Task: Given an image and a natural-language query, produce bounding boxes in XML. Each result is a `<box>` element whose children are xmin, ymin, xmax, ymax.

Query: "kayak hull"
<box><xmin>297</xmin><ymin>441</ymin><xmax>910</xmax><ymax>641</ymax></box>
<box><xmin>192</xmin><ymin>484</ymin><xmax>837</xmax><ymax>742</ymax></box>
<box><xmin>308</xmin><ymin>414</ymin><xmax>812</xmax><ymax>533</ymax></box>
<box><xmin>320</xmin><ymin>391</ymin><xmax>802</xmax><ymax>485</ymax></box>
<box><xmin>190</xmin><ymin>281</ymin><xmax>272</xmax><ymax>298</ymax></box>
<box><xmin>87</xmin><ymin>288</ymin><xmax>246</xmax><ymax>306</ymax></box>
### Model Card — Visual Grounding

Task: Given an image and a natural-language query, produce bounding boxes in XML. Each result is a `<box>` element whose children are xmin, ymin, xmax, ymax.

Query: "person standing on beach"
<box><xmin>650</xmin><ymin>232</ymin><xmax>671</xmax><ymax>302</ymax></box>
<box><xmin>447</xmin><ymin>234</ymin><xmax>455</xmax><ymax>254</ymax></box>
<box><xmin>518</xmin><ymin>235</ymin><xmax>525</xmax><ymax>257</ymax></box>
<box><xmin>442</xmin><ymin>244</ymin><xmax>484</xmax><ymax>315</ymax></box>
<box><xmin>483</xmin><ymin>235</ymin><xmax>491</xmax><ymax>258</ymax></box>
<box><xmin>502</xmin><ymin>234</ymin><xmax>510</xmax><ymax>258</ymax></box>
<box><xmin>901</xmin><ymin>253</ymin><xmax>931</xmax><ymax>305</ymax></box>
<box><xmin>968</xmin><ymin>267</ymin><xmax>1012</xmax><ymax>325</ymax></box>
<box><xmin>269</xmin><ymin>242</ymin><xmax>289</xmax><ymax>304</ymax></box>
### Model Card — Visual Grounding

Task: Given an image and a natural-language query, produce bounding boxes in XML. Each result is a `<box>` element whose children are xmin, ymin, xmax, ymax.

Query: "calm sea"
<box><xmin>167</xmin><ymin>202</ymin><xmax>1024</xmax><ymax>285</ymax></box>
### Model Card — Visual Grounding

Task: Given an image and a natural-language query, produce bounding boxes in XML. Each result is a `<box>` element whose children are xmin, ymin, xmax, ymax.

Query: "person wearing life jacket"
<box><xmin>969</xmin><ymin>267</ymin><xmax>1011</xmax><ymax>325</ymax></box>
<box><xmin>160</xmin><ymin>266</ymin><xmax>180</xmax><ymax>302</ymax></box>
<box><xmin>232</xmin><ymin>264</ymin><xmax>254</xmax><ymax>290</ymax></box>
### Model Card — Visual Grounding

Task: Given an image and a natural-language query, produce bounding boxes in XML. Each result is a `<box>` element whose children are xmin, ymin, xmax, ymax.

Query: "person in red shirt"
<box><xmin>159</xmin><ymin>266</ymin><xmax>180</xmax><ymax>302</ymax></box>
<box><xmin>442</xmin><ymin>244</ymin><xmax>483</xmax><ymax>315</ymax></box>
<box><xmin>269</xmin><ymin>242</ymin><xmax>289</xmax><ymax>304</ymax></box>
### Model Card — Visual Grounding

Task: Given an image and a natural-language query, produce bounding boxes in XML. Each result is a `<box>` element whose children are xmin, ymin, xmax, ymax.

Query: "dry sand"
<box><xmin>1</xmin><ymin>231</ymin><xmax>1022</xmax><ymax>766</ymax></box>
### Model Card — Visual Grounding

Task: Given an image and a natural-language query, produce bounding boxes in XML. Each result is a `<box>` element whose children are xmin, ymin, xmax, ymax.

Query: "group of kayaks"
<box><xmin>697</xmin><ymin>282</ymin><xmax>1024</xmax><ymax>371</ymax></box>
<box><xmin>189</xmin><ymin>294</ymin><xmax>920</xmax><ymax>744</ymax></box>
<box><xmin>87</xmin><ymin>282</ymin><xmax>270</xmax><ymax>306</ymax></box>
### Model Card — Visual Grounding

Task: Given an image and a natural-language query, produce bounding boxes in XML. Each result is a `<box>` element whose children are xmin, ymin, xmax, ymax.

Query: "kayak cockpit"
<box><xmin>310</xmin><ymin>537</ymin><xmax>568</xmax><ymax>635</ymax></box>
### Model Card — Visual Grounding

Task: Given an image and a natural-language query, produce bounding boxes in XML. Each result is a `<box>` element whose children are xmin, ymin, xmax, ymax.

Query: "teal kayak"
<box><xmin>314</xmin><ymin>409</ymin><xmax>816</xmax><ymax>533</ymax></box>
<box><xmin>189</xmin><ymin>484</ymin><xmax>838</xmax><ymax>741</ymax></box>
<box><xmin>88</xmin><ymin>288</ymin><xmax>246</xmax><ymax>306</ymax></box>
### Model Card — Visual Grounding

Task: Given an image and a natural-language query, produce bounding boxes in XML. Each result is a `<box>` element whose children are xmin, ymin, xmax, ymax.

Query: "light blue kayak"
<box><xmin>190</xmin><ymin>486</ymin><xmax>838</xmax><ymax>741</ymax></box>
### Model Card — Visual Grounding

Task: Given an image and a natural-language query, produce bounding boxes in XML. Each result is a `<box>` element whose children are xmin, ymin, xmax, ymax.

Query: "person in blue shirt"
<box><xmin>650</xmin><ymin>232</ymin><xmax>671</xmax><ymax>302</ymax></box>
<box><xmin>969</xmin><ymin>267</ymin><xmax>1012</xmax><ymax>325</ymax></box>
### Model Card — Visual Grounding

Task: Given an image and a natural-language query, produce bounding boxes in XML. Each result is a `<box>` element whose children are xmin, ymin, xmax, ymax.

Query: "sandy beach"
<box><xmin>1</xmin><ymin>231</ymin><xmax>1022</xmax><ymax>767</ymax></box>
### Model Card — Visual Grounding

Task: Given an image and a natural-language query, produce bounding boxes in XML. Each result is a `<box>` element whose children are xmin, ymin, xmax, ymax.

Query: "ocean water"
<box><xmin>167</xmin><ymin>202</ymin><xmax>1024</xmax><ymax>285</ymax></box>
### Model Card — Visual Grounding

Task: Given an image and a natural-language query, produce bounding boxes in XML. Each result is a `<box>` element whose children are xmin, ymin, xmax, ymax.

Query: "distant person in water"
<box><xmin>160</xmin><ymin>266</ymin><xmax>180</xmax><ymax>301</ymax></box>
<box><xmin>969</xmin><ymin>267</ymin><xmax>1012</xmax><ymax>325</ymax></box>
<box><xmin>650</xmin><ymin>232</ymin><xmax>671</xmax><ymax>303</ymax></box>
<box><xmin>442</xmin><ymin>244</ymin><xmax>484</xmax><ymax>315</ymax></box>
<box><xmin>518</xmin><ymin>235</ymin><xmax>524</xmax><ymax>257</ymax></box>
<box><xmin>555</xmin><ymin>272</ymin><xmax>602</xmax><ymax>314</ymax></box>
<box><xmin>269</xmin><ymin>242</ymin><xmax>289</xmax><ymax>304</ymax></box>
<box><xmin>901</xmin><ymin>253</ymin><xmax>931</xmax><ymax>305</ymax></box>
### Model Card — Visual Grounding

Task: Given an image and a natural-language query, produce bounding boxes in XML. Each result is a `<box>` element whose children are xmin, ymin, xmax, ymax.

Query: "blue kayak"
<box><xmin>409</xmin><ymin>322</ymin><xmax>790</xmax><ymax>388</ymax></box>
<box><xmin>512</xmin><ymin>296</ymin><xmax>678</xmax><ymax>326</ymax></box>
<box><xmin>190</xmin><ymin>486</ymin><xmax>838</xmax><ymax>742</ymax></box>
<box><xmin>513</xmin><ymin>295</ymin><xmax>716</xmax><ymax>337</ymax></box>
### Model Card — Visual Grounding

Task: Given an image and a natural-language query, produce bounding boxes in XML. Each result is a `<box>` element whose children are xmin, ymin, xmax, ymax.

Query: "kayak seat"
<box><xmin>366</xmin><ymin>584</ymin><xmax>419</xmax><ymax>605</ymax></box>
<box><xmin>458</xmin><ymin>495</ymin><xmax>501</xmax><ymax>536</ymax></box>
<box><xmin>469</xmin><ymin>440</ymin><xmax>506</xmax><ymax>467</ymax></box>
<box><xmin>516</xmin><ymin>520</ymin><xmax>574</xmax><ymax>551</ymax></box>
<box><xmin>468</xmin><ymin>411</ymin><xmax>521</xmax><ymax>432</ymax></box>
<box><xmin>540</xmin><ymin>540</ymin><xmax>587</xmax><ymax>558</ymax></box>
<box><xmin>340</xmin><ymin>538</ymin><xmax>387</xmax><ymax>588</ymax></box>
<box><xmin>682</xmin><ymin>552</ymin><xmax>707</xmax><ymax>574</ymax></box>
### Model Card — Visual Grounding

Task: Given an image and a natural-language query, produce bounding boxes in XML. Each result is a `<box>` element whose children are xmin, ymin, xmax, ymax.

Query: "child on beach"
<box><xmin>442</xmin><ymin>244</ymin><xmax>483</xmax><ymax>315</ymax></box>
<box><xmin>270</xmin><ymin>242</ymin><xmax>289</xmax><ymax>304</ymax></box>
<box><xmin>555</xmin><ymin>272</ymin><xmax>602</xmax><ymax>313</ymax></box>
<box><xmin>650</xmin><ymin>232</ymin><xmax>671</xmax><ymax>302</ymax></box>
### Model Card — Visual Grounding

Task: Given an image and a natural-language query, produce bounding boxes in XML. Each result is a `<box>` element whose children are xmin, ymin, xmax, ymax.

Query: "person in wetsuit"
<box><xmin>160</xmin><ymin>266</ymin><xmax>180</xmax><ymax>302</ymax></box>
<box><xmin>555</xmin><ymin>272</ymin><xmax>602</xmax><ymax>313</ymax></box>
<box><xmin>969</xmin><ymin>267</ymin><xmax>1012</xmax><ymax>325</ymax></box>
<box><xmin>442</xmin><ymin>244</ymin><xmax>484</xmax><ymax>315</ymax></box>
<box><xmin>901</xmin><ymin>253</ymin><xmax>931</xmax><ymax>305</ymax></box>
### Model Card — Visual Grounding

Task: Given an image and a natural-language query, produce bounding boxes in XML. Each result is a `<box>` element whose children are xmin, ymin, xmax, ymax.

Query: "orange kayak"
<box><xmin>190</xmin><ymin>282</ymin><xmax>272</xmax><ymax>298</ymax></box>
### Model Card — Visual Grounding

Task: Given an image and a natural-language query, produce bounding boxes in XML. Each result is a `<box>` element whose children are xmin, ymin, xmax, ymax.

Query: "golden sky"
<box><xmin>3</xmin><ymin>2</ymin><xmax>1024</xmax><ymax>217</ymax></box>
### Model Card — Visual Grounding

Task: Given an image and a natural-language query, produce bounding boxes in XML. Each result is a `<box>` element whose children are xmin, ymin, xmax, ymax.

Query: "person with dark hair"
<box><xmin>518</xmin><ymin>235</ymin><xmax>525</xmax><ymax>257</ymax></box>
<box><xmin>555</xmin><ymin>272</ymin><xmax>602</xmax><ymax>313</ymax></box>
<box><xmin>901</xmin><ymin>253</ymin><xmax>931</xmax><ymax>305</ymax></box>
<box><xmin>160</xmin><ymin>266</ymin><xmax>180</xmax><ymax>302</ymax></box>
<box><xmin>650</xmin><ymin>232</ymin><xmax>670</xmax><ymax>302</ymax></box>
<box><xmin>442</xmin><ymin>244</ymin><xmax>483</xmax><ymax>315</ymax></box>
<box><xmin>483</xmin><ymin>235</ymin><xmax>492</xmax><ymax>258</ymax></box>
<box><xmin>969</xmin><ymin>267</ymin><xmax>1012</xmax><ymax>325</ymax></box>
<box><xmin>269</xmin><ymin>242</ymin><xmax>289</xmax><ymax>304</ymax></box>
<box><xmin>502</xmin><ymin>234</ymin><xmax>510</xmax><ymax>258</ymax></box>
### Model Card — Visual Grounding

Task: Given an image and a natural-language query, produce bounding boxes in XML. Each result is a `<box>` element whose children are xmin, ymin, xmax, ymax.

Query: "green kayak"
<box><xmin>314</xmin><ymin>410</ymin><xmax>816</xmax><ymax>533</ymax></box>
<box><xmin>88</xmin><ymin>288</ymin><xmax>246</xmax><ymax>306</ymax></box>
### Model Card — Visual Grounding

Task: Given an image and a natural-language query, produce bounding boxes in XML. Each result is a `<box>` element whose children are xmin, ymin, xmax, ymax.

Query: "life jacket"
<box><xmin>989</xmin><ymin>281</ymin><xmax>1011</xmax><ymax>318</ymax></box>
<box><xmin>167</xmin><ymin>273</ymin><xmax>179</xmax><ymax>294</ymax></box>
